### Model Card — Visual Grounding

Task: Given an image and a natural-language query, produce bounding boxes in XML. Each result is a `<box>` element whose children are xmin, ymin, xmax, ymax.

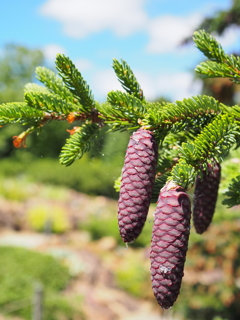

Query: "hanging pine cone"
<box><xmin>193</xmin><ymin>162</ymin><xmax>221</xmax><ymax>234</ymax></box>
<box><xmin>150</xmin><ymin>181</ymin><xmax>192</xmax><ymax>309</ymax></box>
<box><xmin>118</xmin><ymin>128</ymin><xmax>158</xmax><ymax>243</ymax></box>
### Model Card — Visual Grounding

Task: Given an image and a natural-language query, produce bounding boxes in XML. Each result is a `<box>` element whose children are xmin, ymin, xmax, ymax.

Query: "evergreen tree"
<box><xmin>0</xmin><ymin>30</ymin><xmax>240</xmax><ymax>308</ymax></box>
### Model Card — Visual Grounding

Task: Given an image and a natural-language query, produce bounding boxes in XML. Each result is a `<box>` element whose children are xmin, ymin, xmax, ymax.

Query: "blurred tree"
<box><xmin>0</xmin><ymin>45</ymin><xmax>44</xmax><ymax>157</ymax></box>
<box><xmin>0</xmin><ymin>45</ymin><xmax>71</xmax><ymax>158</ymax></box>
<box><xmin>0</xmin><ymin>44</ymin><xmax>44</xmax><ymax>103</ymax></box>
<box><xmin>183</xmin><ymin>0</ymin><xmax>240</xmax><ymax>106</ymax></box>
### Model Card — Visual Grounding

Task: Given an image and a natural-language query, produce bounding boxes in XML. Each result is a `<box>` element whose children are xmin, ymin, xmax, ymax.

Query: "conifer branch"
<box><xmin>98</xmin><ymin>91</ymin><xmax>146</xmax><ymax>130</ymax></box>
<box><xmin>24</xmin><ymin>83</ymin><xmax>50</xmax><ymax>94</ymax></box>
<box><xmin>25</xmin><ymin>92</ymin><xmax>81</xmax><ymax>115</ymax></box>
<box><xmin>112</xmin><ymin>59</ymin><xmax>144</xmax><ymax>100</ymax></box>
<box><xmin>59</xmin><ymin>122</ymin><xmax>99</xmax><ymax>166</ymax></box>
<box><xmin>0</xmin><ymin>102</ymin><xmax>44</xmax><ymax>126</ymax></box>
<box><xmin>193</xmin><ymin>30</ymin><xmax>226</xmax><ymax>63</ymax></box>
<box><xmin>180</xmin><ymin>114</ymin><xmax>239</xmax><ymax>167</ymax></box>
<box><xmin>35</xmin><ymin>66</ymin><xmax>77</xmax><ymax>102</ymax></box>
<box><xmin>221</xmin><ymin>104</ymin><xmax>240</xmax><ymax>118</ymax></box>
<box><xmin>222</xmin><ymin>175</ymin><xmax>240</xmax><ymax>207</ymax></box>
<box><xmin>194</xmin><ymin>30</ymin><xmax>240</xmax><ymax>84</ymax></box>
<box><xmin>169</xmin><ymin>159</ymin><xmax>196</xmax><ymax>190</ymax></box>
<box><xmin>55</xmin><ymin>54</ymin><xmax>95</xmax><ymax>111</ymax></box>
<box><xmin>145</xmin><ymin>95</ymin><xmax>221</xmax><ymax>131</ymax></box>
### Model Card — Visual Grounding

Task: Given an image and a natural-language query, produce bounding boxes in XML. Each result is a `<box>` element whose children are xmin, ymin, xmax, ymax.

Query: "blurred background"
<box><xmin>0</xmin><ymin>0</ymin><xmax>240</xmax><ymax>319</ymax></box>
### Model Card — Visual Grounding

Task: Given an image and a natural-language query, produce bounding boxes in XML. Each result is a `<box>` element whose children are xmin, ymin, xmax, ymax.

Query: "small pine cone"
<box><xmin>150</xmin><ymin>181</ymin><xmax>192</xmax><ymax>309</ymax></box>
<box><xmin>118</xmin><ymin>128</ymin><xmax>158</xmax><ymax>243</ymax></box>
<box><xmin>193</xmin><ymin>163</ymin><xmax>221</xmax><ymax>234</ymax></box>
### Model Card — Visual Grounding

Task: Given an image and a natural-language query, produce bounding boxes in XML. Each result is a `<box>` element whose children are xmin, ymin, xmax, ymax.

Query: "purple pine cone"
<box><xmin>118</xmin><ymin>128</ymin><xmax>158</xmax><ymax>243</ymax></box>
<box><xmin>193</xmin><ymin>163</ymin><xmax>221</xmax><ymax>234</ymax></box>
<box><xmin>150</xmin><ymin>181</ymin><xmax>192</xmax><ymax>309</ymax></box>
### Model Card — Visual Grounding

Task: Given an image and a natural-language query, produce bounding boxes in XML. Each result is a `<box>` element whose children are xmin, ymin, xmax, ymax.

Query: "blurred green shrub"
<box><xmin>81</xmin><ymin>211</ymin><xmax>121</xmax><ymax>244</ymax></box>
<box><xmin>27</xmin><ymin>203</ymin><xmax>70</xmax><ymax>234</ymax></box>
<box><xmin>81</xmin><ymin>207</ymin><xmax>154</xmax><ymax>248</ymax></box>
<box><xmin>0</xmin><ymin>177</ymin><xmax>31</xmax><ymax>201</ymax></box>
<box><xmin>114</xmin><ymin>249</ymin><xmax>151</xmax><ymax>298</ymax></box>
<box><xmin>0</xmin><ymin>246</ymin><xmax>81</xmax><ymax>320</ymax></box>
<box><xmin>0</xmin><ymin>155</ymin><xmax>122</xmax><ymax>198</ymax></box>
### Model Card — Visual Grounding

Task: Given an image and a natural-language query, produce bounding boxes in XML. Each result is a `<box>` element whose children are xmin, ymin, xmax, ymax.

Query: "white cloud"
<box><xmin>91</xmin><ymin>68</ymin><xmax>123</xmax><ymax>101</ymax></box>
<box><xmin>153</xmin><ymin>72</ymin><xmax>202</xmax><ymax>101</ymax></box>
<box><xmin>74</xmin><ymin>58</ymin><xmax>93</xmax><ymax>72</ymax></box>
<box><xmin>40</xmin><ymin>0</ymin><xmax>148</xmax><ymax>38</ymax></box>
<box><xmin>42</xmin><ymin>44</ymin><xmax>66</xmax><ymax>62</ymax></box>
<box><xmin>136</xmin><ymin>71</ymin><xmax>202</xmax><ymax>101</ymax></box>
<box><xmin>214</xmin><ymin>26</ymin><xmax>240</xmax><ymax>49</ymax></box>
<box><xmin>146</xmin><ymin>13</ymin><xmax>203</xmax><ymax>54</ymax></box>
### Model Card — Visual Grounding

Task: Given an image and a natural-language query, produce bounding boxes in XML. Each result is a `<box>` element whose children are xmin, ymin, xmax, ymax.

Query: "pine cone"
<box><xmin>118</xmin><ymin>128</ymin><xmax>158</xmax><ymax>243</ymax></box>
<box><xmin>193</xmin><ymin>163</ymin><xmax>221</xmax><ymax>234</ymax></box>
<box><xmin>150</xmin><ymin>181</ymin><xmax>191</xmax><ymax>309</ymax></box>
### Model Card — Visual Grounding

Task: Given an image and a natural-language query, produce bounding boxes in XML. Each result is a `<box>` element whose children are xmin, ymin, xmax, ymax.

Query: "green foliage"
<box><xmin>145</xmin><ymin>95</ymin><xmax>221</xmax><ymax>130</ymax></box>
<box><xmin>35</xmin><ymin>66</ymin><xmax>76</xmax><ymax>102</ymax></box>
<box><xmin>222</xmin><ymin>175</ymin><xmax>240</xmax><ymax>207</ymax></box>
<box><xmin>112</xmin><ymin>59</ymin><xmax>144</xmax><ymax>100</ymax></box>
<box><xmin>60</xmin><ymin>122</ymin><xmax>99</xmax><ymax>166</ymax></box>
<box><xmin>25</xmin><ymin>91</ymin><xmax>79</xmax><ymax>115</ymax></box>
<box><xmin>193</xmin><ymin>30</ymin><xmax>226</xmax><ymax>63</ymax></box>
<box><xmin>98</xmin><ymin>91</ymin><xmax>146</xmax><ymax>130</ymax></box>
<box><xmin>0</xmin><ymin>102</ymin><xmax>44</xmax><ymax>126</ymax></box>
<box><xmin>180</xmin><ymin>114</ymin><xmax>238</xmax><ymax>167</ymax></box>
<box><xmin>0</xmin><ymin>246</ymin><xmax>78</xmax><ymax>320</ymax></box>
<box><xmin>55</xmin><ymin>54</ymin><xmax>95</xmax><ymax>110</ymax></box>
<box><xmin>194</xmin><ymin>30</ymin><xmax>240</xmax><ymax>84</ymax></box>
<box><xmin>169</xmin><ymin>160</ymin><xmax>196</xmax><ymax>190</ymax></box>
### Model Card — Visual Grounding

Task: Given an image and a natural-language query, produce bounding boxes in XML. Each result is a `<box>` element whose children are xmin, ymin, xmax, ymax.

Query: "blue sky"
<box><xmin>1</xmin><ymin>0</ymin><xmax>238</xmax><ymax>102</ymax></box>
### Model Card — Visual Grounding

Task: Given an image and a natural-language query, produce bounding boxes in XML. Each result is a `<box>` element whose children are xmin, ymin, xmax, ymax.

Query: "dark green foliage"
<box><xmin>0</xmin><ymin>246</ymin><xmax>77</xmax><ymax>320</ymax></box>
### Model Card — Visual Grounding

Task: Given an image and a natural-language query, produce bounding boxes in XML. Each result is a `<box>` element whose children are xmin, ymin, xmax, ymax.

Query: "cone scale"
<box><xmin>193</xmin><ymin>163</ymin><xmax>221</xmax><ymax>234</ymax></box>
<box><xmin>150</xmin><ymin>181</ymin><xmax>192</xmax><ymax>309</ymax></box>
<box><xmin>118</xmin><ymin>128</ymin><xmax>158</xmax><ymax>243</ymax></box>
